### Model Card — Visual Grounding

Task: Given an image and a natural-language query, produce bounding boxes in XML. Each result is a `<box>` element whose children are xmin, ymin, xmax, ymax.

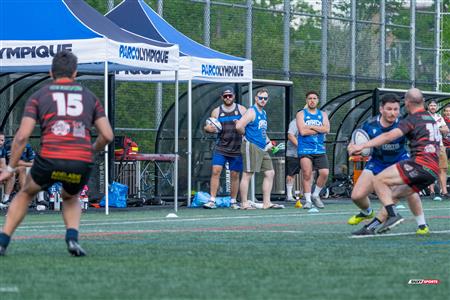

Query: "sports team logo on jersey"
<box><xmin>51</xmin><ymin>120</ymin><xmax>70</xmax><ymax>136</ymax></box>
<box><xmin>258</xmin><ymin>120</ymin><xmax>267</xmax><ymax>130</ymax></box>
<box><xmin>403</xmin><ymin>163</ymin><xmax>413</xmax><ymax>172</ymax></box>
<box><xmin>305</xmin><ymin>119</ymin><xmax>322</xmax><ymax>126</ymax></box>
<box><xmin>72</xmin><ymin>122</ymin><xmax>86</xmax><ymax>138</ymax></box>
<box><xmin>424</xmin><ymin>144</ymin><xmax>436</xmax><ymax>153</ymax></box>
<box><xmin>409</xmin><ymin>170</ymin><xmax>419</xmax><ymax>177</ymax></box>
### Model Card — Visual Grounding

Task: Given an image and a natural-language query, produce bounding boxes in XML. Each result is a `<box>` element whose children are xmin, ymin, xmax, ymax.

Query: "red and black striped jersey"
<box><xmin>444</xmin><ymin>116</ymin><xmax>450</xmax><ymax>148</ymax></box>
<box><xmin>23</xmin><ymin>79</ymin><xmax>106</xmax><ymax>162</ymax></box>
<box><xmin>398</xmin><ymin>109</ymin><xmax>439</xmax><ymax>175</ymax></box>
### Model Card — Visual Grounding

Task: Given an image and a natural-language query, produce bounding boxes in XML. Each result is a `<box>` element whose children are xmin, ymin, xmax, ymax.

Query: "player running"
<box><xmin>0</xmin><ymin>51</ymin><xmax>113</xmax><ymax>256</ymax></box>
<box><xmin>349</xmin><ymin>88</ymin><xmax>438</xmax><ymax>234</ymax></box>
<box><xmin>348</xmin><ymin>93</ymin><xmax>429</xmax><ymax>235</ymax></box>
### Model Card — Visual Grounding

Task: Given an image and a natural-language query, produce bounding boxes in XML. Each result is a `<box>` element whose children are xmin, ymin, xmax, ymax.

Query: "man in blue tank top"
<box><xmin>236</xmin><ymin>88</ymin><xmax>283</xmax><ymax>210</ymax></box>
<box><xmin>296</xmin><ymin>91</ymin><xmax>330</xmax><ymax>209</ymax></box>
<box><xmin>203</xmin><ymin>86</ymin><xmax>246</xmax><ymax>209</ymax></box>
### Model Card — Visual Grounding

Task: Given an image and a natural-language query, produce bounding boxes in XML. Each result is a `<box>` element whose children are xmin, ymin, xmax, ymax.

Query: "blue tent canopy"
<box><xmin>0</xmin><ymin>0</ymin><xmax>179</xmax><ymax>73</ymax></box>
<box><xmin>0</xmin><ymin>0</ymin><xmax>182</xmax><ymax>214</ymax></box>
<box><xmin>106</xmin><ymin>0</ymin><xmax>252</xmax><ymax>82</ymax></box>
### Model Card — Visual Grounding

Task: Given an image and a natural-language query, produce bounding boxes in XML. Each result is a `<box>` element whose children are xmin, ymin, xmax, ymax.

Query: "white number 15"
<box><xmin>53</xmin><ymin>92</ymin><xmax>83</xmax><ymax>116</ymax></box>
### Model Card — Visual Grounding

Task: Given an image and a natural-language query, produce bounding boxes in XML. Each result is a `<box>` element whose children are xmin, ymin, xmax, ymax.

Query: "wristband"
<box><xmin>6</xmin><ymin>165</ymin><xmax>16</xmax><ymax>173</ymax></box>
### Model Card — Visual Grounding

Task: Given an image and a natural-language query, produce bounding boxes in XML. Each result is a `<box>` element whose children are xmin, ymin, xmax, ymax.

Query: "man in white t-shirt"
<box><xmin>285</xmin><ymin>119</ymin><xmax>300</xmax><ymax>201</ymax></box>
<box><xmin>427</xmin><ymin>100</ymin><xmax>449</xmax><ymax>199</ymax></box>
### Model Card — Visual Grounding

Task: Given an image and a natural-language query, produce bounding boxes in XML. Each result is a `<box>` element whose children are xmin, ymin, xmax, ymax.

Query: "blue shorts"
<box><xmin>365</xmin><ymin>155</ymin><xmax>409</xmax><ymax>175</ymax></box>
<box><xmin>212</xmin><ymin>152</ymin><xmax>243</xmax><ymax>172</ymax></box>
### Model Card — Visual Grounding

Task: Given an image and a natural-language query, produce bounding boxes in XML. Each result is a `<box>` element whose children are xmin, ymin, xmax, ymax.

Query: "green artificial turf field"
<box><xmin>0</xmin><ymin>199</ymin><xmax>449</xmax><ymax>300</ymax></box>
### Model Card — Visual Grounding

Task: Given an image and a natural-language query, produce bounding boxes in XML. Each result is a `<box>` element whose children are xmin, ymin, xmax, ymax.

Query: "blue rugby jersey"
<box><xmin>244</xmin><ymin>105</ymin><xmax>268</xmax><ymax>150</ymax></box>
<box><xmin>361</xmin><ymin>115</ymin><xmax>408</xmax><ymax>164</ymax></box>
<box><xmin>3</xmin><ymin>140</ymin><xmax>35</xmax><ymax>164</ymax></box>
<box><xmin>297</xmin><ymin>108</ymin><xmax>326</xmax><ymax>155</ymax></box>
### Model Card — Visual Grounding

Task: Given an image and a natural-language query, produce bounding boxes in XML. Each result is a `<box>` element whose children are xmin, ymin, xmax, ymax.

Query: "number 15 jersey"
<box><xmin>23</xmin><ymin>78</ymin><xmax>106</xmax><ymax>163</ymax></box>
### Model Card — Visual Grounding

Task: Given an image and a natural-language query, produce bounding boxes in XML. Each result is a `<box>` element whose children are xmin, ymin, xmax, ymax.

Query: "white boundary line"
<box><xmin>9</xmin><ymin>206</ymin><xmax>450</xmax><ymax>230</ymax></box>
<box><xmin>349</xmin><ymin>229</ymin><xmax>450</xmax><ymax>239</ymax></box>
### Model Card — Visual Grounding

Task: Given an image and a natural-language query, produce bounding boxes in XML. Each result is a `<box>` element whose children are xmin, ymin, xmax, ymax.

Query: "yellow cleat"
<box><xmin>347</xmin><ymin>210</ymin><xmax>375</xmax><ymax>225</ymax></box>
<box><xmin>295</xmin><ymin>200</ymin><xmax>303</xmax><ymax>208</ymax></box>
<box><xmin>416</xmin><ymin>226</ymin><xmax>430</xmax><ymax>235</ymax></box>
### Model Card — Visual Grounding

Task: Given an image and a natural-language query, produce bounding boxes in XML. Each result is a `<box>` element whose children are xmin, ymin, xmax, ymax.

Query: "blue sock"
<box><xmin>0</xmin><ymin>232</ymin><xmax>11</xmax><ymax>248</ymax></box>
<box><xmin>363</xmin><ymin>207</ymin><xmax>372</xmax><ymax>216</ymax></box>
<box><xmin>65</xmin><ymin>228</ymin><xmax>79</xmax><ymax>242</ymax></box>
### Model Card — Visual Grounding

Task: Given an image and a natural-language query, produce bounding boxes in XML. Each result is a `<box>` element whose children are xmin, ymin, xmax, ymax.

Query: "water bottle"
<box><xmin>48</xmin><ymin>187</ymin><xmax>55</xmax><ymax>210</ymax></box>
<box><xmin>54</xmin><ymin>191</ymin><xmax>61</xmax><ymax>211</ymax></box>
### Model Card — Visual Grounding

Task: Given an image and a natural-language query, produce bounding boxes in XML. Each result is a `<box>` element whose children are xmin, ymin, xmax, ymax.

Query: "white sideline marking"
<box><xmin>14</xmin><ymin>211</ymin><xmax>352</xmax><ymax>229</ymax></box>
<box><xmin>9</xmin><ymin>207</ymin><xmax>450</xmax><ymax>230</ymax></box>
<box><xmin>349</xmin><ymin>229</ymin><xmax>450</xmax><ymax>239</ymax></box>
<box><xmin>18</xmin><ymin>229</ymin><xmax>305</xmax><ymax>234</ymax></box>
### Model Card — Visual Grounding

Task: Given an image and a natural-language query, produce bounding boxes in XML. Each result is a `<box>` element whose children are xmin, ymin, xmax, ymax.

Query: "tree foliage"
<box><xmin>82</xmin><ymin>0</ymin><xmax>445</xmax><ymax>148</ymax></box>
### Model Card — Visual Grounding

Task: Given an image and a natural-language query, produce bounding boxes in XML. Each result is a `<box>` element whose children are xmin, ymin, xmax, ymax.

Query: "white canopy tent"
<box><xmin>106</xmin><ymin>0</ymin><xmax>253</xmax><ymax>204</ymax></box>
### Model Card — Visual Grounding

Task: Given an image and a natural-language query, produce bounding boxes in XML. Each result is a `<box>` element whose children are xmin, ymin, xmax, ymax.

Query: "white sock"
<box><xmin>312</xmin><ymin>186</ymin><xmax>323</xmax><ymax>197</ymax></box>
<box><xmin>286</xmin><ymin>183</ymin><xmax>293</xmax><ymax>199</ymax></box>
<box><xmin>210</xmin><ymin>196</ymin><xmax>216</xmax><ymax>203</ymax></box>
<box><xmin>415</xmin><ymin>214</ymin><xmax>426</xmax><ymax>226</ymax></box>
<box><xmin>230</xmin><ymin>198</ymin><xmax>236</xmax><ymax>204</ymax></box>
<box><xmin>304</xmin><ymin>193</ymin><xmax>311</xmax><ymax>203</ymax></box>
<box><xmin>3</xmin><ymin>194</ymin><xmax>10</xmax><ymax>203</ymax></box>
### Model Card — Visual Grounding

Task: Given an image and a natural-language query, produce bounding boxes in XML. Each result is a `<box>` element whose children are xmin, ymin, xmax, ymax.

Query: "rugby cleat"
<box><xmin>416</xmin><ymin>225</ymin><xmax>430</xmax><ymax>235</ymax></box>
<box><xmin>311</xmin><ymin>195</ymin><xmax>324</xmax><ymax>209</ymax></box>
<box><xmin>67</xmin><ymin>240</ymin><xmax>87</xmax><ymax>257</ymax></box>
<box><xmin>351</xmin><ymin>225</ymin><xmax>376</xmax><ymax>236</ymax></box>
<box><xmin>377</xmin><ymin>214</ymin><xmax>404</xmax><ymax>233</ymax></box>
<box><xmin>0</xmin><ymin>245</ymin><xmax>6</xmax><ymax>256</ymax></box>
<box><xmin>347</xmin><ymin>210</ymin><xmax>375</xmax><ymax>225</ymax></box>
<box><xmin>303</xmin><ymin>201</ymin><xmax>312</xmax><ymax>209</ymax></box>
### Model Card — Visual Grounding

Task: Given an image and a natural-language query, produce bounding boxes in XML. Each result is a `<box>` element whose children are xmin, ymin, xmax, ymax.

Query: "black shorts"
<box><xmin>299</xmin><ymin>154</ymin><xmax>329</xmax><ymax>170</ymax></box>
<box><xmin>30</xmin><ymin>155</ymin><xmax>94</xmax><ymax>195</ymax></box>
<box><xmin>286</xmin><ymin>156</ymin><xmax>300</xmax><ymax>176</ymax></box>
<box><xmin>396</xmin><ymin>160</ymin><xmax>437</xmax><ymax>193</ymax></box>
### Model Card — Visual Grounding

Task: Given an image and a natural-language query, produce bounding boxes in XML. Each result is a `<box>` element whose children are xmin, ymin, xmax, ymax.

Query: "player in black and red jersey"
<box><xmin>348</xmin><ymin>88</ymin><xmax>439</xmax><ymax>233</ymax></box>
<box><xmin>0</xmin><ymin>51</ymin><xmax>113</xmax><ymax>256</ymax></box>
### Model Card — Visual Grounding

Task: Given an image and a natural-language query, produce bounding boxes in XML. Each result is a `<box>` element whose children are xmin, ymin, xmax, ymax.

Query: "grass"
<box><xmin>0</xmin><ymin>199</ymin><xmax>449</xmax><ymax>300</ymax></box>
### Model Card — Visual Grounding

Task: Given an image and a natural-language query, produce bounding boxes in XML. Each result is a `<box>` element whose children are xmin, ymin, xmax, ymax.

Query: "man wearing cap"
<box><xmin>203</xmin><ymin>86</ymin><xmax>246</xmax><ymax>209</ymax></box>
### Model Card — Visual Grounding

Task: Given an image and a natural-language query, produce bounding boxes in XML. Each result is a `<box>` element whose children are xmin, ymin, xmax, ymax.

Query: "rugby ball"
<box><xmin>206</xmin><ymin>117</ymin><xmax>222</xmax><ymax>133</ymax></box>
<box><xmin>351</xmin><ymin>128</ymin><xmax>371</xmax><ymax>156</ymax></box>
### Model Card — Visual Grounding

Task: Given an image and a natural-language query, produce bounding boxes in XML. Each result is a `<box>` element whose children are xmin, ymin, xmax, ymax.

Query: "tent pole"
<box><xmin>249</xmin><ymin>81</ymin><xmax>256</xmax><ymax>202</ymax></box>
<box><xmin>174</xmin><ymin>71</ymin><xmax>179</xmax><ymax>212</ymax></box>
<box><xmin>104</xmin><ymin>61</ymin><xmax>109</xmax><ymax>215</ymax></box>
<box><xmin>187</xmin><ymin>80</ymin><xmax>192</xmax><ymax>206</ymax></box>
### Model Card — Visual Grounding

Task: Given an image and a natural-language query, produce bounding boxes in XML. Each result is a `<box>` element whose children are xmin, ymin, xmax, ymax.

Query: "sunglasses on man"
<box><xmin>257</xmin><ymin>96</ymin><xmax>269</xmax><ymax>101</ymax></box>
<box><xmin>223</xmin><ymin>94</ymin><xmax>234</xmax><ymax>99</ymax></box>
